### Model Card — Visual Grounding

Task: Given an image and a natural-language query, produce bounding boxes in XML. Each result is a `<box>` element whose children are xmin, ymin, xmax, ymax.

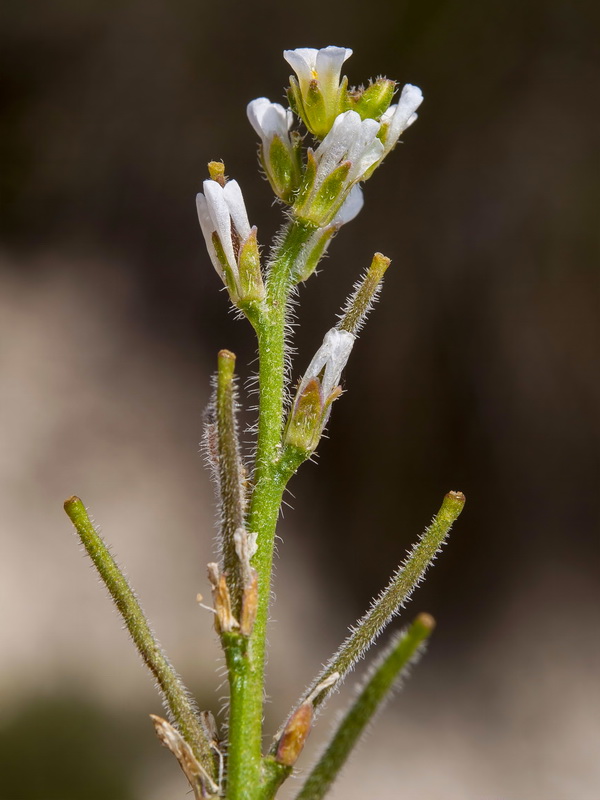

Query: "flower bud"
<box><xmin>348</xmin><ymin>77</ymin><xmax>396</xmax><ymax>121</ymax></box>
<box><xmin>284</xmin><ymin>46</ymin><xmax>352</xmax><ymax>138</ymax></box>
<box><xmin>293</xmin><ymin>111</ymin><xmax>382</xmax><ymax>226</ymax></box>
<box><xmin>284</xmin><ymin>328</ymin><xmax>354</xmax><ymax>457</ymax></box>
<box><xmin>196</xmin><ymin>177</ymin><xmax>265</xmax><ymax>306</ymax></box>
<box><xmin>247</xmin><ymin>98</ymin><xmax>302</xmax><ymax>203</ymax></box>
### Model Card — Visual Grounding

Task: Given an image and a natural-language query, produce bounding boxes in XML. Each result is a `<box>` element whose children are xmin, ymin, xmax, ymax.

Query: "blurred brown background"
<box><xmin>1</xmin><ymin>0</ymin><xmax>599</xmax><ymax>797</ymax></box>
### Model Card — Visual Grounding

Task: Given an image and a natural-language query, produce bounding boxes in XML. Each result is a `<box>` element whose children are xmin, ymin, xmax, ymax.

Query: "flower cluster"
<box><xmin>196</xmin><ymin>47</ymin><xmax>423</xmax><ymax>302</ymax></box>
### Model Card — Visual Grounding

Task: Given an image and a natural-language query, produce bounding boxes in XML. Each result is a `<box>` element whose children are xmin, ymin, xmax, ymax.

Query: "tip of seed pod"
<box><xmin>415</xmin><ymin>612</ymin><xmax>436</xmax><ymax>632</ymax></box>
<box><xmin>63</xmin><ymin>495</ymin><xmax>80</xmax><ymax>509</ymax></box>
<box><xmin>218</xmin><ymin>349</ymin><xmax>236</xmax><ymax>361</ymax></box>
<box><xmin>369</xmin><ymin>252</ymin><xmax>391</xmax><ymax>280</ymax></box>
<box><xmin>446</xmin><ymin>490</ymin><xmax>466</xmax><ymax>504</ymax></box>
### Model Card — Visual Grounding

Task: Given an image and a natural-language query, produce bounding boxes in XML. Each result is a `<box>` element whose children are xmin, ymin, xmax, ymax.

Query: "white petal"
<box><xmin>222</xmin><ymin>180</ymin><xmax>252</xmax><ymax>242</ymax></box>
<box><xmin>283</xmin><ymin>48</ymin><xmax>318</xmax><ymax>90</ymax></box>
<box><xmin>315</xmin><ymin>111</ymin><xmax>382</xmax><ymax>185</ymax></box>
<box><xmin>301</xmin><ymin>328</ymin><xmax>355</xmax><ymax>397</ymax></box>
<box><xmin>315</xmin><ymin>46</ymin><xmax>353</xmax><ymax>94</ymax></box>
<box><xmin>347</xmin><ymin>117</ymin><xmax>383</xmax><ymax>180</ymax></box>
<box><xmin>333</xmin><ymin>185</ymin><xmax>364</xmax><ymax>226</ymax></box>
<box><xmin>383</xmin><ymin>84</ymin><xmax>424</xmax><ymax>150</ymax></box>
<box><xmin>314</xmin><ymin>110</ymin><xmax>361</xmax><ymax>177</ymax></box>
<box><xmin>247</xmin><ymin>98</ymin><xmax>292</xmax><ymax>142</ymax></box>
<box><xmin>196</xmin><ymin>192</ymin><xmax>223</xmax><ymax>278</ymax></box>
<box><xmin>320</xmin><ymin>328</ymin><xmax>355</xmax><ymax>396</ymax></box>
<box><xmin>284</xmin><ymin>46</ymin><xmax>352</xmax><ymax>94</ymax></box>
<box><xmin>247</xmin><ymin>97</ymin><xmax>272</xmax><ymax>137</ymax></box>
<box><xmin>203</xmin><ymin>180</ymin><xmax>237</xmax><ymax>269</ymax></box>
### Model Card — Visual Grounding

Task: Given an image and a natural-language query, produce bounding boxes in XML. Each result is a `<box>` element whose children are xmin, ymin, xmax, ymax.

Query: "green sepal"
<box><xmin>211</xmin><ymin>231</ymin><xmax>240</xmax><ymax>302</ymax></box>
<box><xmin>333</xmin><ymin>75</ymin><xmax>350</xmax><ymax>120</ymax></box>
<box><xmin>293</xmin><ymin>149</ymin><xmax>318</xmax><ymax>218</ymax></box>
<box><xmin>349</xmin><ymin>78</ymin><xmax>396</xmax><ymax>121</ymax></box>
<box><xmin>294</xmin><ymin>226</ymin><xmax>336</xmax><ymax>283</ymax></box>
<box><xmin>283</xmin><ymin>377</ymin><xmax>323</xmax><ymax>455</ymax></box>
<box><xmin>287</xmin><ymin>78</ymin><xmax>304</xmax><ymax>121</ymax></box>
<box><xmin>309</xmin><ymin>160</ymin><xmax>351</xmax><ymax>225</ymax></box>
<box><xmin>283</xmin><ymin>378</ymin><xmax>343</xmax><ymax>466</ymax></box>
<box><xmin>238</xmin><ymin>228</ymin><xmax>265</xmax><ymax>303</ymax></box>
<box><xmin>289</xmin><ymin>75</ymin><xmax>349</xmax><ymax>139</ymax></box>
<box><xmin>268</xmin><ymin>135</ymin><xmax>300</xmax><ymax>204</ymax></box>
<box><xmin>303</xmin><ymin>79</ymin><xmax>328</xmax><ymax>137</ymax></box>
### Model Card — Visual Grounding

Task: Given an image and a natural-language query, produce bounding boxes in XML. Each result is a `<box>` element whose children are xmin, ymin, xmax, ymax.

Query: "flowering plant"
<box><xmin>64</xmin><ymin>45</ymin><xmax>464</xmax><ymax>800</ymax></box>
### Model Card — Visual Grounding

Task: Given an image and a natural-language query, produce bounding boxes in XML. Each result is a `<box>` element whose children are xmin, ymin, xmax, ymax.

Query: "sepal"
<box><xmin>347</xmin><ymin>77</ymin><xmax>396</xmax><ymax>121</ymax></box>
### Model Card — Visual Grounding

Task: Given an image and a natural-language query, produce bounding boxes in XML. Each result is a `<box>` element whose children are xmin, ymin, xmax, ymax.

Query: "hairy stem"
<box><xmin>63</xmin><ymin>496</ymin><xmax>215</xmax><ymax>774</ymax></box>
<box><xmin>224</xmin><ymin>219</ymin><xmax>318</xmax><ymax>800</ymax></box>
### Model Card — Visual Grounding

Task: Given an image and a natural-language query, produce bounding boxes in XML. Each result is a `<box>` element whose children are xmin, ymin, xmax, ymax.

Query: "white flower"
<box><xmin>314</xmin><ymin>111</ymin><xmax>383</xmax><ymax>189</ymax></box>
<box><xmin>283</xmin><ymin>46</ymin><xmax>352</xmax><ymax>99</ymax></box>
<box><xmin>285</xmin><ymin>327</ymin><xmax>354</xmax><ymax>452</ymax></box>
<box><xmin>246</xmin><ymin>98</ymin><xmax>300</xmax><ymax>201</ymax></box>
<box><xmin>380</xmin><ymin>84</ymin><xmax>423</xmax><ymax>157</ymax></box>
<box><xmin>247</xmin><ymin>97</ymin><xmax>293</xmax><ymax>148</ymax></box>
<box><xmin>284</xmin><ymin>46</ymin><xmax>353</xmax><ymax>138</ymax></box>
<box><xmin>196</xmin><ymin>179</ymin><xmax>252</xmax><ymax>283</ymax></box>
<box><xmin>294</xmin><ymin>111</ymin><xmax>382</xmax><ymax>225</ymax></box>
<box><xmin>299</xmin><ymin>328</ymin><xmax>355</xmax><ymax>399</ymax></box>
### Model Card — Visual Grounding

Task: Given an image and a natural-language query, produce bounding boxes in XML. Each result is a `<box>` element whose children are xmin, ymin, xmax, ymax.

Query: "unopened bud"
<box><xmin>348</xmin><ymin>77</ymin><xmax>396</xmax><ymax>121</ymax></box>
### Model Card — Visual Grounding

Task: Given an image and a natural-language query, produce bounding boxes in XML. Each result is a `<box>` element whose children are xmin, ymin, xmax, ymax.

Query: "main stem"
<box><xmin>225</xmin><ymin>219</ymin><xmax>317</xmax><ymax>800</ymax></box>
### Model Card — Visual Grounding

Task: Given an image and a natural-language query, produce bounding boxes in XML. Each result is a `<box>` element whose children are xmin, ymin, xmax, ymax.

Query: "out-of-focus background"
<box><xmin>1</xmin><ymin>0</ymin><xmax>599</xmax><ymax>797</ymax></box>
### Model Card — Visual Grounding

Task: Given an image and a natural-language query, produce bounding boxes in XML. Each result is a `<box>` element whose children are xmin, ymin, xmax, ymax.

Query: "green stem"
<box><xmin>63</xmin><ymin>496</ymin><xmax>215</xmax><ymax>775</ymax></box>
<box><xmin>224</xmin><ymin>219</ymin><xmax>318</xmax><ymax>800</ymax></box>
<box><xmin>294</xmin><ymin>614</ymin><xmax>435</xmax><ymax>800</ymax></box>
